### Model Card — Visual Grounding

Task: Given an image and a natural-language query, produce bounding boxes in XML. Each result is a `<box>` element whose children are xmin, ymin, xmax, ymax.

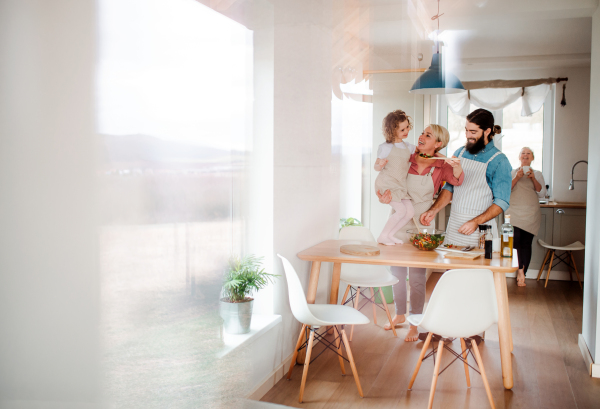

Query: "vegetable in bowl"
<box><xmin>406</xmin><ymin>228</ymin><xmax>446</xmax><ymax>251</ymax></box>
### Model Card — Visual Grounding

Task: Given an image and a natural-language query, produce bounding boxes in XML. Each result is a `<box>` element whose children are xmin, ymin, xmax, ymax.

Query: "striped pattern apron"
<box><xmin>444</xmin><ymin>147</ymin><xmax>500</xmax><ymax>247</ymax></box>
<box><xmin>374</xmin><ymin>145</ymin><xmax>411</xmax><ymax>202</ymax></box>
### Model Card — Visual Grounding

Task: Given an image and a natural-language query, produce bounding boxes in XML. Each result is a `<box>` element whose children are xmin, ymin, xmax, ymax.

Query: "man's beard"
<box><xmin>466</xmin><ymin>136</ymin><xmax>486</xmax><ymax>154</ymax></box>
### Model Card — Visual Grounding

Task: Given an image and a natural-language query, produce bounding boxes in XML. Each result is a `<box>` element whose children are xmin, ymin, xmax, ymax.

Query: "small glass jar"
<box><xmin>478</xmin><ymin>225</ymin><xmax>488</xmax><ymax>250</ymax></box>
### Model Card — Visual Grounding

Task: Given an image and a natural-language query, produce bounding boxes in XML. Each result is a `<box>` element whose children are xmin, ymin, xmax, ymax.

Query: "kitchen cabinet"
<box><xmin>508</xmin><ymin>206</ymin><xmax>586</xmax><ymax>279</ymax></box>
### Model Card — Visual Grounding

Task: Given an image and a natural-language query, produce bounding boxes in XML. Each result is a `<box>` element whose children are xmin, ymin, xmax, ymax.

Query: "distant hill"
<box><xmin>99</xmin><ymin>134</ymin><xmax>242</xmax><ymax>165</ymax></box>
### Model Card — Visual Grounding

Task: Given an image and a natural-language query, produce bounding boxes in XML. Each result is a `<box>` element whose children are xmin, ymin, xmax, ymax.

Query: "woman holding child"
<box><xmin>375</xmin><ymin>110</ymin><xmax>464</xmax><ymax>341</ymax></box>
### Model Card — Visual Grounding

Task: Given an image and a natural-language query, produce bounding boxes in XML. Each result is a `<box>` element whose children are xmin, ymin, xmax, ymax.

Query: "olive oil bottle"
<box><xmin>501</xmin><ymin>215</ymin><xmax>514</xmax><ymax>258</ymax></box>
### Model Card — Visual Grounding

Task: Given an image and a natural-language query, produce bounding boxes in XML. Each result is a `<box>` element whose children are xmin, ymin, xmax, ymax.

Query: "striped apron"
<box><xmin>444</xmin><ymin>147</ymin><xmax>500</xmax><ymax>247</ymax></box>
<box><xmin>392</xmin><ymin>167</ymin><xmax>435</xmax><ymax>243</ymax></box>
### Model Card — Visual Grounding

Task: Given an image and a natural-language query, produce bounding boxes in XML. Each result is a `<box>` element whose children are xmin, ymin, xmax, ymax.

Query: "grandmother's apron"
<box><xmin>444</xmin><ymin>147</ymin><xmax>500</xmax><ymax>247</ymax></box>
<box><xmin>392</xmin><ymin>167</ymin><xmax>435</xmax><ymax>243</ymax></box>
<box><xmin>506</xmin><ymin>169</ymin><xmax>541</xmax><ymax>236</ymax></box>
<box><xmin>374</xmin><ymin>145</ymin><xmax>411</xmax><ymax>202</ymax></box>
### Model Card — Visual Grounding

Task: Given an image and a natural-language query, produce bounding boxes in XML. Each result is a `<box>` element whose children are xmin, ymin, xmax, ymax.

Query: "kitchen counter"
<box><xmin>540</xmin><ymin>201</ymin><xmax>586</xmax><ymax>209</ymax></box>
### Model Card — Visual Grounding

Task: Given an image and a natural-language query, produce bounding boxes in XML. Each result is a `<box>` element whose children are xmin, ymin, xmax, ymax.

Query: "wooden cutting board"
<box><xmin>443</xmin><ymin>251</ymin><xmax>482</xmax><ymax>260</ymax></box>
<box><xmin>340</xmin><ymin>244</ymin><xmax>380</xmax><ymax>256</ymax></box>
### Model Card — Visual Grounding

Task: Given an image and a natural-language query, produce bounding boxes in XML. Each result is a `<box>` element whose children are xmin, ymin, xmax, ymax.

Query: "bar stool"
<box><xmin>537</xmin><ymin>240</ymin><xmax>584</xmax><ymax>289</ymax></box>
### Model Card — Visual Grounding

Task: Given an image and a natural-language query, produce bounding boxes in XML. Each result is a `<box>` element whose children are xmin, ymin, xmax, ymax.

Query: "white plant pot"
<box><xmin>220</xmin><ymin>298</ymin><xmax>254</xmax><ymax>334</ymax></box>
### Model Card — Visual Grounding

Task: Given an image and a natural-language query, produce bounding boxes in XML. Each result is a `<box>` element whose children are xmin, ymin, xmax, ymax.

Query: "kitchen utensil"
<box><xmin>340</xmin><ymin>244</ymin><xmax>380</xmax><ymax>256</ymax></box>
<box><xmin>443</xmin><ymin>252</ymin><xmax>482</xmax><ymax>260</ymax></box>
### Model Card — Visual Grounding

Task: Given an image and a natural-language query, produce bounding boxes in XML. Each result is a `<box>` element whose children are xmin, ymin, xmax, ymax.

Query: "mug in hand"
<box><xmin>522</xmin><ymin>166</ymin><xmax>531</xmax><ymax>174</ymax></box>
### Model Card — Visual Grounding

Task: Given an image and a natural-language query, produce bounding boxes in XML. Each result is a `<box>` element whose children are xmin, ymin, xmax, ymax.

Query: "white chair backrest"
<box><xmin>277</xmin><ymin>254</ymin><xmax>315</xmax><ymax>324</ymax></box>
<box><xmin>419</xmin><ymin>269</ymin><xmax>498</xmax><ymax>338</ymax></box>
<box><xmin>339</xmin><ymin>226</ymin><xmax>376</xmax><ymax>242</ymax></box>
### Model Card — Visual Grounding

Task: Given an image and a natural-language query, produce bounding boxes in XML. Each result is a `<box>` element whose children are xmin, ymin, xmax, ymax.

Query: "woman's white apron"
<box><xmin>506</xmin><ymin>169</ymin><xmax>541</xmax><ymax>236</ymax></box>
<box><xmin>392</xmin><ymin>167</ymin><xmax>436</xmax><ymax>243</ymax></box>
<box><xmin>444</xmin><ymin>147</ymin><xmax>500</xmax><ymax>247</ymax></box>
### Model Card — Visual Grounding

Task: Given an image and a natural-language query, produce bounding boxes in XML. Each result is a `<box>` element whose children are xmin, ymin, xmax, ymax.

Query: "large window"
<box><xmin>499</xmin><ymin>99</ymin><xmax>544</xmax><ymax>170</ymax></box>
<box><xmin>97</xmin><ymin>0</ymin><xmax>255</xmax><ymax>406</ymax></box>
<box><xmin>440</xmin><ymin>90</ymin><xmax>553</xmax><ymax>191</ymax></box>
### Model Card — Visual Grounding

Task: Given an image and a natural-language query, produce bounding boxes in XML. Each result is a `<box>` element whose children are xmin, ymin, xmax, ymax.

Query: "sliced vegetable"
<box><xmin>410</xmin><ymin>232</ymin><xmax>445</xmax><ymax>251</ymax></box>
<box><xmin>418</xmin><ymin>153</ymin><xmax>434</xmax><ymax>159</ymax></box>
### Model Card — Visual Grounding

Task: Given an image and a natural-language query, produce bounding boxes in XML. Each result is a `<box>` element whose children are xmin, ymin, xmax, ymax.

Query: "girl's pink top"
<box><xmin>408</xmin><ymin>153</ymin><xmax>464</xmax><ymax>195</ymax></box>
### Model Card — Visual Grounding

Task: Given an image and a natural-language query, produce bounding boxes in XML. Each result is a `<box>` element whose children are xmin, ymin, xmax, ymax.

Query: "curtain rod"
<box><xmin>461</xmin><ymin>77</ymin><xmax>568</xmax><ymax>90</ymax></box>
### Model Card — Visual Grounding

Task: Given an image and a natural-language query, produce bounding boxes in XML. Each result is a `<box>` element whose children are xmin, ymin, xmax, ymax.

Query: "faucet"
<box><xmin>569</xmin><ymin>160</ymin><xmax>588</xmax><ymax>190</ymax></box>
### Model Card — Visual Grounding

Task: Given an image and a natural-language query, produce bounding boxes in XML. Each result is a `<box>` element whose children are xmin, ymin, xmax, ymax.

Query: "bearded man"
<box><xmin>420</xmin><ymin>108</ymin><xmax>512</xmax><ymax>246</ymax></box>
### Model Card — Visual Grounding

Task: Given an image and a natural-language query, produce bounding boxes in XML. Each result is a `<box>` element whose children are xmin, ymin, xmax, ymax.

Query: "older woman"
<box><xmin>506</xmin><ymin>147</ymin><xmax>546</xmax><ymax>286</ymax></box>
<box><xmin>377</xmin><ymin>124</ymin><xmax>463</xmax><ymax>341</ymax></box>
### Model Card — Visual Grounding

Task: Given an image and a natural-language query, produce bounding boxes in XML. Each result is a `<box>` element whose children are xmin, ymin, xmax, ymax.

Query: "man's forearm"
<box><xmin>429</xmin><ymin>189</ymin><xmax>453</xmax><ymax>214</ymax></box>
<box><xmin>471</xmin><ymin>204</ymin><xmax>503</xmax><ymax>225</ymax></box>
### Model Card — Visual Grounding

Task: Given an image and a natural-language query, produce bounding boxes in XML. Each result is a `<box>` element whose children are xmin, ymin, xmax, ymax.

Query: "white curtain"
<box><xmin>446</xmin><ymin>83</ymin><xmax>551</xmax><ymax>117</ymax></box>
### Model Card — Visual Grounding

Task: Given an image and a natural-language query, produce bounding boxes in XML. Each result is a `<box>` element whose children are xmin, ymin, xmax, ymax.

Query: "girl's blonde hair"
<box><xmin>382</xmin><ymin>110</ymin><xmax>413</xmax><ymax>143</ymax></box>
<box><xmin>428</xmin><ymin>124</ymin><xmax>450</xmax><ymax>152</ymax></box>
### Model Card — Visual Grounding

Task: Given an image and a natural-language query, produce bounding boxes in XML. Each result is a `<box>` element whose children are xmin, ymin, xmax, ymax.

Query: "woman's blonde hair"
<box><xmin>428</xmin><ymin>124</ymin><xmax>450</xmax><ymax>152</ymax></box>
<box><xmin>520</xmin><ymin>147</ymin><xmax>535</xmax><ymax>160</ymax></box>
<box><xmin>382</xmin><ymin>110</ymin><xmax>413</xmax><ymax>143</ymax></box>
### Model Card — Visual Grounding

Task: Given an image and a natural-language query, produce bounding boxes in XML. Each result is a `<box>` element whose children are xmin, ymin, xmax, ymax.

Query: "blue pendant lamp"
<box><xmin>409</xmin><ymin>0</ymin><xmax>465</xmax><ymax>95</ymax></box>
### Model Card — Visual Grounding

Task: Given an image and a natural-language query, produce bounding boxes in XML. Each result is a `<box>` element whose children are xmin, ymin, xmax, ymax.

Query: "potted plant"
<box><xmin>220</xmin><ymin>255</ymin><xmax>278</xmax><ymax>334</ymax></box>
<box><xmin>339</xmin><ymin>217</ymin><xmax>363</xmax><ymax>231</ymax></box>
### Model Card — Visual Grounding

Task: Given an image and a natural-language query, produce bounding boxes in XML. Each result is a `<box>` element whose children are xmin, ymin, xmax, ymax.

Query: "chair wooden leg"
<box><xmin>298</xmin><ymin>327</ymin><xmax>316</xmax><ymax>403</ymax></box>
<box><xmin>379</xmin><ymin>287</ymin><xmax>397</xmax><ymax>338</ymax></box>
<box><xmin>566</xmin><ymin>251</ymin><xmax>574</xmax><ymax>282</ymax></box>
<box><xmin>427</xmin><ymin>340</ymin><xmax>445</xmax><ymax>409</ymax></box>
<box><xmin>370</xmin><ymin>287</ymin><xmax>378</xmax><ymax>325</ymax></box>
<box><xmin>287</xmin><ymin>324</ymin><xmax>306</xmax><ymax>379</ymax></box>
<box><xmin>569</xmin><ymin>251</ymin><xmax>583</xmax><ymax>289</ymax></box>
<box><xmin>537</xmin><ymin>249</ymin><xmax>550</xmax><ymax>281</ymax></box>
<box><xmin>341</xmin><ymin>328</ymin><xmax>363</xmax><ymax>397</ymax></box>
<box><xmin>544</xmin><ymin>251</ymin><xmax>555</xmax><ymax>288</ymax></box>
<box><xmin>460</xmin><ymin>338</ymin><xmax>471</xmax><ymax>388</ymax></box>
<box><xmin>408</xmin><ymin>332</ymin><xmax>433</xmax><ymax>389</ymax></box>
<box><xmin>341</xmin><ymin>285</ymin><xmax>351</xmax><ymax>305</ymax></box>
<box><xmin>471</xmin><ymin>338</ymin><xmax>496</xmax><ymax>409</ymax></box>
<box><xmin>334</xmin><ymin>326</ymin><xmax>346</xmax><ymax>375</ymax></box>
<box><xmin>350</xmin><ymin>286</ymin><xmax>360</xmax><ymax>341</ymax></box>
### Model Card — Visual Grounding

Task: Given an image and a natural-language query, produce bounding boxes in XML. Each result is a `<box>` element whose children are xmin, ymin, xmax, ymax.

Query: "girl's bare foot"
<box><xmin>384</xmin><ymin>314</ymin><xmax>405</xmax><ymax>330</ymax></box>
<box><xmin>405</xmin><ymin>325</ymin><xmax>419</xmax><ymax>342</ymax></box>
<box><xmin>517</xmin><ymin>269</ymin><xmax>526</xmax><ymax>287</ymax></box>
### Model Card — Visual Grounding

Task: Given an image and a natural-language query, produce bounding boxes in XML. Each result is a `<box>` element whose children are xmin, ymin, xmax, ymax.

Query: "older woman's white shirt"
<box><xmin>512</xmin><ymin>168</ymin><xmax>546</xmax><ymax>198</ymax></box>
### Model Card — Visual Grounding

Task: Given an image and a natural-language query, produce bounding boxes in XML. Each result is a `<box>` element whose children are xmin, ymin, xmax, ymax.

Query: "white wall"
<box><xmin>458</xmin><ymin>66</ymin><xmax>590</xmax><ymax>203</ymax></box>
<box><xmin>0</xmin><ymin>1</ymin><xmax>100</xmax><ymax>407</ymax></box>
<box><xmin>583</xmin><ymin>6</ymin><xmax>600</xmax><ymax>363</ymax></box>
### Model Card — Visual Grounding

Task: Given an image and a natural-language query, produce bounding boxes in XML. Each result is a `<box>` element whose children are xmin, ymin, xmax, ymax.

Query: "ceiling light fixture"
<box><xmin>409</xmin><ymin>0</ymin><xmax>465</xmax><ymax>94</ymax></box>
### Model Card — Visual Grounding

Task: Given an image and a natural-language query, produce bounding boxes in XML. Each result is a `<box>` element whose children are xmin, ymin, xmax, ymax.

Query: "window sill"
<box><xmin>217</xmin><ymin>314</ymin><xmax>282</xmax><ymax>358</ymax></box>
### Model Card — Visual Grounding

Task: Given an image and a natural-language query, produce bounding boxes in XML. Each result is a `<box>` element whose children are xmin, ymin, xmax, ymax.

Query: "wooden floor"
<box><xmin>260</xmin><ymin>274</ymin><xmax>600</xmax><ymax>409</ymax></box>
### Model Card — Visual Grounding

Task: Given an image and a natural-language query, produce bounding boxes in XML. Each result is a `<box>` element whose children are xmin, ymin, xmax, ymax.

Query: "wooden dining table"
<box><xmin>296</xmin><ymin>239</ymin><xmax>518</xmax><ymax>390</ymax></box>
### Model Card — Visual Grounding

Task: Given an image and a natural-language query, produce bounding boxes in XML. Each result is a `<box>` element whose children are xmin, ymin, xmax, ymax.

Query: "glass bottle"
<box><xmin>501</xmin><ymin>215</ymin><xmax>514</xmax><ymax>258</ymax></box>
<box><xmin>478</xmin><ymin>224</ymin><xmax>488</xmax><ymax>250</ymax></box>
<box><xmin>484</xmin><ymin>227</ymin><xmax>493</xmax><ymax>259</ymax></box>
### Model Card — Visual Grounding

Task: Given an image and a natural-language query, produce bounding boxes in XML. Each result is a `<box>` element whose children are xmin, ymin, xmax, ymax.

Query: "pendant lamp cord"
<box><xmin>431</xmin><ymin>0</ymin><xmax>444</xmax><ymax>54</ymax></box>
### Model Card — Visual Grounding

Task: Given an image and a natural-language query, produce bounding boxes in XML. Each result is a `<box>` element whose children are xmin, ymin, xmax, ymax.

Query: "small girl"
<box><xmin>374</xmin><ymin>110</ymin><xmax>415</xmax><ymax>245</ymax></box>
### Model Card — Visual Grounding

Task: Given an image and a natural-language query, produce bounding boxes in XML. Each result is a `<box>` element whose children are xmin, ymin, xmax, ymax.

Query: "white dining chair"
<box><xmin>406</xmin><ymin>269</ymin><xmax>498</xmax><ymax>409</ymax></box>
<box><xmin>278</xmin><ymin>254</ymin><xmax>370</xmax><ymax>403</ymax></box>
<box><xmin>338</xmin><ymin>226</ymin><xmax>400</xmax><ymax>339</ymax></box>
<box><xmin>537</xmin><ymin>239</ymin><xmax>584</xmax><ymax>289</ymax></box>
